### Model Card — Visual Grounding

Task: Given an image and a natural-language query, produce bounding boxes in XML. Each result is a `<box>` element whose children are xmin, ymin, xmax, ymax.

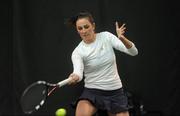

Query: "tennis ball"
<box><xmin>55</xmin><ymin>108</ymin><xmax>67</xmax><ymax>116</ymax></box>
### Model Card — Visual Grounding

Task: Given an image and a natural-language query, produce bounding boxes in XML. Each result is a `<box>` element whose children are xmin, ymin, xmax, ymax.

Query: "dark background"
<box><xmin>1</xmin><ymin>0</ymin><xmax>180</xmax><ymax>115</ymax></box>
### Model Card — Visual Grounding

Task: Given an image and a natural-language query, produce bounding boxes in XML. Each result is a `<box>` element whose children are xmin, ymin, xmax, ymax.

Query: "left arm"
<box><xmin>116</xmin><ymin>22</ymin><xmax>132</xmax><ymax>49</ymax></box>
<box><xmin>115</xmin><ymin>22</ymin><xmax>138</xmax><ymax>56</ymax></box>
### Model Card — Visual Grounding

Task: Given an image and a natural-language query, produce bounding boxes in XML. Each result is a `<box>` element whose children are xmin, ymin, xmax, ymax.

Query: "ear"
<box><xmin>93</xmin><ymin>23</ymin><xmax>96</xmax><ymax>31</ymax></box>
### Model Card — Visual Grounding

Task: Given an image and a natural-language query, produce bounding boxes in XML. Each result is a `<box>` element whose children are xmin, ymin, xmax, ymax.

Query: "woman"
<box><xmin>67</xmin><ymin>11</ymin><xmax>138</xmax><ymax>116</ymax></box>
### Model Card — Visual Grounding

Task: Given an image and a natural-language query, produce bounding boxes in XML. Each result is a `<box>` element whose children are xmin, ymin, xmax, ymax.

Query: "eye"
<box><xmin>84</xmin><ymin>25</ymin><xmax>89</xmax><ymax>29</ymax></box>
<box><xmin>77</xmin><ymin>26</ymin><xmax>83</xmax><ymax>31</ymax></box>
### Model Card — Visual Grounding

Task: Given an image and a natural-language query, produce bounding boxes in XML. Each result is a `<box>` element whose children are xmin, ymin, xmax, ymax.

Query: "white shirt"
<box><xmin>71</xmin><ymin>31</ymin><xmax>138</xmax><ymax>90</ymax></box>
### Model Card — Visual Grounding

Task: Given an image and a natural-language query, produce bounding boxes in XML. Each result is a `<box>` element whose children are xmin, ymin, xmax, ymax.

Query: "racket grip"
<box><xmin>57</xmin><ymin>78</ymin><xmax>71</xmax><ymax>87</ymax></box>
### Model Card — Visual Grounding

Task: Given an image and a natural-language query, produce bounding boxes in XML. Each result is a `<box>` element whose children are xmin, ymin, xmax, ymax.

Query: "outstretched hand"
<box><xmin>115</xmin><ymin>22</ymin><xmax>126</xmax><ymax>38</ymax></box>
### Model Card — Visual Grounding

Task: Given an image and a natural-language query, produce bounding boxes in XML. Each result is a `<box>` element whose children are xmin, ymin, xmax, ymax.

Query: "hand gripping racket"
<box><xmin>20</xmin><ymin>78</ymin><xmax>71</xmax><ymax>114</ymax></box>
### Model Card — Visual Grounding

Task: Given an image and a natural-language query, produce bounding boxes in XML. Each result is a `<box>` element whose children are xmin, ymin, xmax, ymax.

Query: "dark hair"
<box><xmin>65</xmin><ymin>11</ymin><xmax>95</xmax><ymax>27</ymax></box>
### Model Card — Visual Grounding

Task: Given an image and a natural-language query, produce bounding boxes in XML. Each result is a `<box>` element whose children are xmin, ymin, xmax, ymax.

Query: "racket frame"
<box><xmin>21</xmin><ymin>78</ymin><xmax>71</xmax><ymax>114</ymax></box>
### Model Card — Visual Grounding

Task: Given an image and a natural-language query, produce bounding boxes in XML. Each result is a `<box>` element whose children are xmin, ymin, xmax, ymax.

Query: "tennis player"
<box><xmin>67</xmin><ymin>11</ymin><xmax>138</xmax><ymax>116</ymax></box>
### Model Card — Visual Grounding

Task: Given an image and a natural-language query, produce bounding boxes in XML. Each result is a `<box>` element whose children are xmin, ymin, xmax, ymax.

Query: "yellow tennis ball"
<box><xmin>55</xmin><ymin>108</ymin><xmax>67</xmax><ymax>116</ymax></box>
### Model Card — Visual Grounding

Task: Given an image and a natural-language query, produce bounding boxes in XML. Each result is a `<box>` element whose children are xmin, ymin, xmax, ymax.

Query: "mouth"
<box><xmin>83</xmin><ymin>34</ymin><xmax>89</xmax><ymax>37</ymax></box>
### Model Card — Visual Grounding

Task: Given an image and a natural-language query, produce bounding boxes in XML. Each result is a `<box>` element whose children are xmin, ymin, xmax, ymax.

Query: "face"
<box><xmin>76</xmin><ymin>18</ymin><xmax>95</xmax><ymax>43</ymax></box>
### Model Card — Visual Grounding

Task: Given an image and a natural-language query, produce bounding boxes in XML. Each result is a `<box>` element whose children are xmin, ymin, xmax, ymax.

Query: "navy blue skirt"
<box><xmin>77</xmin><ymin>87</ymin><xmax>129</xmax><ymax>114</ymax></box>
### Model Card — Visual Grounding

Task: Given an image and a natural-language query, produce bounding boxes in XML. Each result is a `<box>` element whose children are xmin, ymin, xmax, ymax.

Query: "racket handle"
<box><xmin>57</xmin><ymin>78</ymin><xmax>71</xmax><ymax>87</ymax></box>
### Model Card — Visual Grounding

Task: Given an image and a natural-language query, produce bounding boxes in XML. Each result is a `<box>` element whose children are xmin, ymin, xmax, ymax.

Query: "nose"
<box><xmin>81</xmin><ymin>28</ymin><xmax>87</xmax><ymax>34</ymax></box>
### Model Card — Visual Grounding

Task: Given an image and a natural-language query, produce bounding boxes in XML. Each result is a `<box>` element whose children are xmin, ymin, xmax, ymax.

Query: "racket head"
<box><xmin>20</xmin><ymin>81</ymin><xmax>48</xmax><ymax>114</ymax></box>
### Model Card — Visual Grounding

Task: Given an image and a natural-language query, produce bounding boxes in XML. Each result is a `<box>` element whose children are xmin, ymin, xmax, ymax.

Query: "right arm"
<box><xmin>68</xmin><ymin>49</ymin><xmax>84</xmax><ymax>85</ymax></box>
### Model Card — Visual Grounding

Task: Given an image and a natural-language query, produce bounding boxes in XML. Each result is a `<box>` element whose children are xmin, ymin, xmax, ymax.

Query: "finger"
<box><xmin>120</xmin><ymin>23</ymin><xmax>126</xmax><ymax>29</ymax></box>
<box><xmin>115</xmin><ymin>21</ymin><xmax>119</xmax><ymax>29</ymax></box>
<box><xmin>71</xmin><ymin>74</ymin><xmax>79</xmax><ymax>81</ymax></box>
<box><xmin>70</xmin><ymin>73</ymin><xmax>76</xmax><ymax>77</ymax></box>
<box><xmin>68</xmin><ymin>78</ymin><xmax>73</xmax><ymax>85</ymax></box>
<box><xmin>70</xmin><ymin>73</ymin><xmax>74</xmax><ymax>76</ymax></box>
<box><xmin>121</xmin><ymin>27</ymin><xmax>126</xmax><ymax>31</ymax></box>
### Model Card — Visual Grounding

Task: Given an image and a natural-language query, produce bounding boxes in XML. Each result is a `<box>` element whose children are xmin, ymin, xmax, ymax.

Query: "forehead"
<box><xmin>76</xmin><ymin>18</ymin><xmax>92</xmax><ymax>26</ymax></box>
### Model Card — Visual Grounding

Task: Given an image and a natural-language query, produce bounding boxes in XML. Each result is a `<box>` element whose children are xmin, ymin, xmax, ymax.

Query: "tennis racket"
<box><xmin>20</xmin><ymin>78</ymin><xmax>71</xmax><ymax>114</ymax></box>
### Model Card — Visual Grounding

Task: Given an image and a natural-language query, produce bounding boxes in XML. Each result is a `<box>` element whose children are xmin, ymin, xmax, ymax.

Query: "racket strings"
<box><xmin>21</xmin><ymin>83</ymin><xmax>48</xmax><ymax>113</ymax></box>
<box><xmin>21</xmin><ymin>79</ymin><xmax>70</xmax><ymax>114</ymax></box>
